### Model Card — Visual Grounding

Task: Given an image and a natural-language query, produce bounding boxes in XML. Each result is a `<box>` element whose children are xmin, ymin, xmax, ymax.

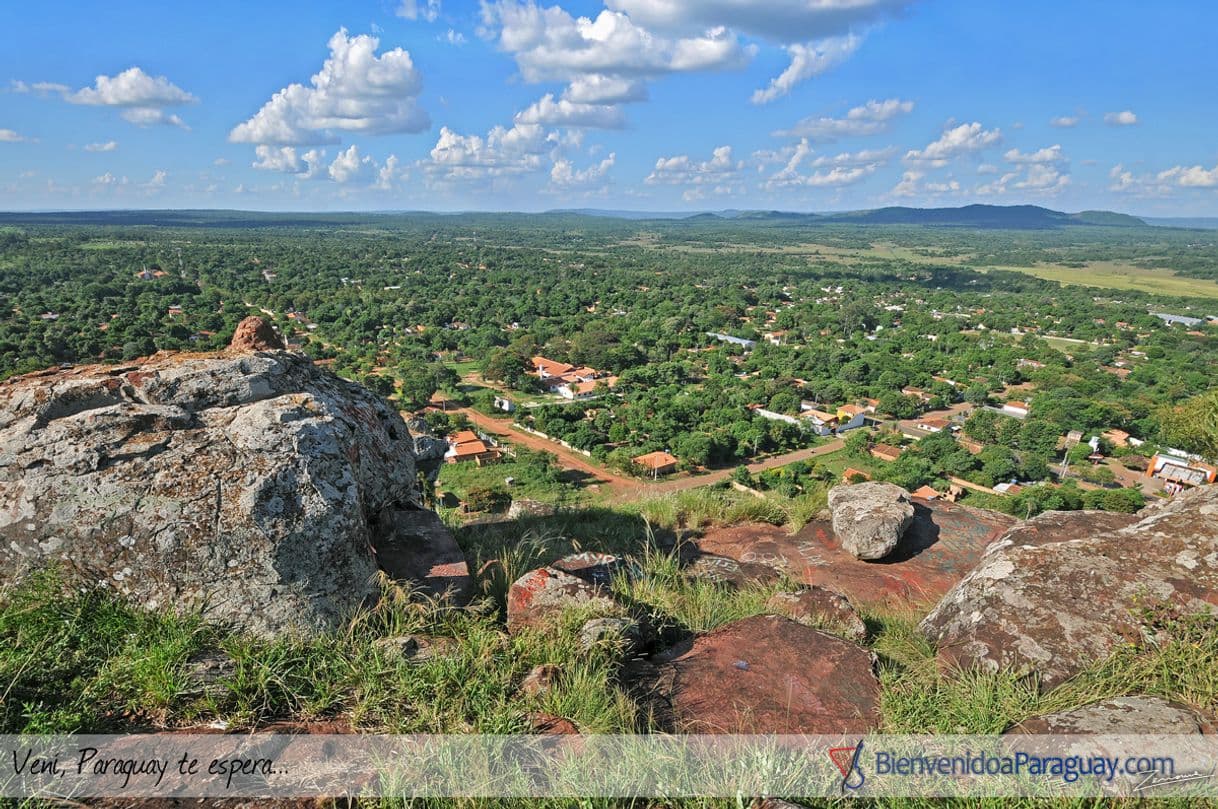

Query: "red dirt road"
<box><xmin>447</xmin><ymin>402</ymin><xmax>845</xmax><ymax>503</ymax></box>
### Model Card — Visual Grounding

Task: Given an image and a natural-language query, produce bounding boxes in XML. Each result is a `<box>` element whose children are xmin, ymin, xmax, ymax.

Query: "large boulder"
<box><xmin>0</xmin><ymin>324</ymin><xmax>463</xmax><ymax>636</ymax></box>
<box><xmin>638</xmin><ymin>614</ymin><xmax>880</xmax><ymax>734</ymax></box>
<box><xmin>920</xmin><ymin>489</ymin><xmax>1218</xmax><ymax>690</ymax></box>
<box><xmin>829</xmin><ymin>482</ymin><xmax>915</xmax><ymax>560</ymax></box>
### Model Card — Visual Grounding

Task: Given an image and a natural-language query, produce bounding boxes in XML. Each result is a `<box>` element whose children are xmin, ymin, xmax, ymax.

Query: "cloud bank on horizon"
<box><xmin>1</xmin><ymin>0</ymin><xmax>1216</xmax><ymax>213</ymax></box>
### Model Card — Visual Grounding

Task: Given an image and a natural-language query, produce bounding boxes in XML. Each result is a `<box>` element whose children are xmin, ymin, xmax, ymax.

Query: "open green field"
<box><xmin>987</xmin><ymin>261</ymin><xmax>1218</xmax><ymax>300</ymax></box>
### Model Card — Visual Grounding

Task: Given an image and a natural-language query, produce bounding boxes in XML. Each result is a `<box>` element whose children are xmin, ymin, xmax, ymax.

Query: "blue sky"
<box><xmin>2</xmin><ymin>0</ymin><xmax>1216</xmax><ymax>214</ymax></box>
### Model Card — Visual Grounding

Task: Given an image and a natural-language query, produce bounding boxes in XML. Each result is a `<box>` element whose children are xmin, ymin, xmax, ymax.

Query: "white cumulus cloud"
<box><xmin>751</xmin><ymin>35</ymin><xmax>860</xmax><ymax>104</ymax></box>
<box><xmin>905</xmin><ymin>122</ymin><xmax>1001</xmax><ymax>166</ymax></box>
<box><xmin>84</xmin><ymin>140</ymin><xmax>119</xmax><ymax>152</ymax></box>
<box><xmin>774</xmin><ymin>97</ymin><xmax>914</xmax><ymax>140</ymax></box>
<box><xmin>1104</xmin><ymin>110</ymin><xmax>1138</xmax><ymax>126</ymax></box>
<box><xmin>229</xmin><ymin>29</ymin><xmax>429</xmax><ymax>147</ymax></box>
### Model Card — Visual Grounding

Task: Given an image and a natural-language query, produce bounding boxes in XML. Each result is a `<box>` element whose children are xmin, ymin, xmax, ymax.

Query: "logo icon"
<box><xmin>828</xmin><ymin>740</ymin><xmax>866</xmax><ymax>793</ymax></box>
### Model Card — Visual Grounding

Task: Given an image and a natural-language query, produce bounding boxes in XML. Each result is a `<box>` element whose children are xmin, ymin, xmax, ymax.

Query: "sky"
<box><xmin>1</xmin><ymin>0</ymin><xmax>1216</xmax><ymax>215</ymax></box>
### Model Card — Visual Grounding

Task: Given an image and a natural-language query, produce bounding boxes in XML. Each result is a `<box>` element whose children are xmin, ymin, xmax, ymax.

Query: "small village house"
<box><xmin>633</xmin><ymin>450</ymin><xmax>679</xmax><ymax>477</ymax></box>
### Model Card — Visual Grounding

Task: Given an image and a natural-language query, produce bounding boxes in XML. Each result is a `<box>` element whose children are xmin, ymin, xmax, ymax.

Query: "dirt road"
<box><xmin>448</xmin><ymin>401</ymin><xmax>846</xmax><ymax>503</ymax></box>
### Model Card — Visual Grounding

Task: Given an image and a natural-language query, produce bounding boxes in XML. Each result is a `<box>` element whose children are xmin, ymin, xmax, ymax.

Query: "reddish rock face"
<box><xmin>695</xmin><ymin>499</ymin><xmax>1017</xmax><ymax>609</ymax></box>
<box><xmin>766</xmin><ymin>587</ymin><xmax>868</xmax><ymax>642</ymax></box>
<box><xmin>650</xmin><ymin>615</ymin><xmax>880</xmax><ymax>735</ymax></box>
<box><xmin>506</xmin><ymin>566</ymin><xmax>619</xmax><ymax>634</ymax></box>
<box><xmin>921</xmin><ymin>491</ymin><xmax>1218</xmax><ymax>691</ymax></box>
<box><xmin>229</xmin><ymin>315</ymin><xmax>285</xmax><ymax>352</ymax></box>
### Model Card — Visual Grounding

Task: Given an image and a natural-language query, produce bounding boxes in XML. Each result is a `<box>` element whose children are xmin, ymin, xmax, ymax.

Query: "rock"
<box><xmin>0</xmin><ymin>347</ymin><xmax>447</xmax><ymax>637</ymax></box>
<box><xmin>766</xmin><ymin>587</ymin><xmax>868</xmax><ymax>642</ymax></box>
<box><xmin>642</xmin><ymin>615</ymin><xmax>880</xmax><ymax>734</ymax></box>
<box><xmin>373</xmin><ymin>634</ymin><xmax>460</xmax><ymax>662</ymax></box>
<box><xmin>506</xmin><ymin>566</ymin><xmax>619</xmax><ymax>634</ymax></box>
<box><xmin>228</xmin><ymin>316</ymin><xmax>285</xmax><ymax>352</ymax></box>
<box><xmin>508</xmin><ymin>499</ymin><xmax>557</xmax><ymax>520</ymax></box>
<box><xmin>182</xmin><ymin>649</ymin><xmax>236</xmax><ymax>700</ymax></box>
<box><xmin>829</xmin><ymin>482</ymin><xmax>915</xmax><ymax>560</ymax></box>
<box><xmin>921</xmin><ymin>488</ymin><xmax>1218</xmax><ymax>691</ymax></box>
<box><xmin>525</xmin><ymin>712</ymin><xmax>580</xmax><ymax>736</ymax></box>
<box><xmin>694</xmin><ymin>499</ymin><xmax>1015</xmax><ymax>608</ymax></box>
<box><xmin>374</xmin><ymin>508</ymin><xmax>473</xmax><ymax>604</ymax></box>
<box><xmin>684</xmin><ymin>553</ymin><xmax>785</xmax><ymax>589</ymax></box>
<box><xmin>1006</xmin><ymin>697</ymin><xmax>1214</xmax><ymax>735</ymax></box>
<box><xmin>520</xmin><ymin>663</ymin><xmax>562</xmax><ymax>697</ymax></box>
<box><xmin>552</xmin><ymin>551</ymin><xmax>625</xmax><ymax>586</ymax></box>
<box><xmin>578</xmin><ymin>616</ymin><xmax>644</xmax><ymax>657</ymax></box>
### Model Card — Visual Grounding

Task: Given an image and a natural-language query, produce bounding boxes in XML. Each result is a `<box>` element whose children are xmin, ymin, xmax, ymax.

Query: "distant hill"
<box><xmin>822</xmin><ymin>204</ymin><xmax>1146</xmax><ymax>229</ymax></box>
<box><xmin>552</xmin><ymin>204</ymin><xmax>1144</xmax><ymax>229</ymax></box>
<box><xmin>0</xmin><ymin>204</ymin><xmax>1147</xmax><ymax>230</ymax></box>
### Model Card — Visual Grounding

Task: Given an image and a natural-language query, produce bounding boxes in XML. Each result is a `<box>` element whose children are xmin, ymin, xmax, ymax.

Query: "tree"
<box><xmin>1158</xmin><ymin>390</ymin><xmax>1218</xmax><ymax>459</ymax></box>
<box><xmin>843</xmin><ymin>429</ymin><xmax>871</xmax><ymax>458</ymax></box>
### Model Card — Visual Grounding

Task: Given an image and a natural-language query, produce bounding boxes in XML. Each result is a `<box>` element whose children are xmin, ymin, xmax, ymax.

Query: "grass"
<box><xmin>3</xmin><ymin>490</ymin><xmax>1217</xmax><ymax>807</ymax></box>
<box><xmin>984</xmin><ymin>261</ymin><xmax>1218</xmax><ymax>300</ymax></box>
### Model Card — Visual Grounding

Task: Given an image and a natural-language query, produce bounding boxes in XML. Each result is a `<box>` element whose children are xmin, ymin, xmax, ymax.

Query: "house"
<box><xmin>633</xmin><ymin>451</ymin><xmax>679</xmax><ymax>477</ymax></box>
<box><xmin>912</xmin><ymin>485</ymin><xmax>941</xmax><ymax>500</ymax></box>
<box><xmin>1102</xmin><ymin>366</ymin><xmax>1132</xmax><ymax>380</ymax></box>
<box><xmin>1102</xmin><ymin>428</ymin><xmax>1132</xmax><ymax>448</ymax></box>
<box><xmin>444</xmin><ymin>430</ymin><xmax>500</xmax><ymax>465</ymax></box>
<box><xmin>993</xmin><ymin>481</ymin><xmax>1024</xmax><ymax>495</ymax></box>
<box><xmin>835</xmin><ymin>405</ymin><xmax>867</xmax><ymax>431</ymax></box>
<box><xmin>1146</xmin><ymin>454</ymin><xmax>1217</xmax><ymax>488</ymax></box>
<box><xmin>870</xmin><ymin>444</ymin><xmax>903</xmax><ymax>462</ymax></box>
<box><xmin>493</xmin><ymin>396</ymin><xmax>514</xmax><ymax>413</ymax></box>
<box><xmin>1152</xmin><ymin>312</ymin><xmax>1203</xmax><ymax>327</ymax></box>
<box><xmin>862</xmin><ymin>398</ymin><xmax>881</xmax><ymax>414</ymax></box>
<box><xmin>842</xmin><ymin>467</ymin><xmax>872</xmax><ymax>482</ymax></box>
<box><xmin>1017</xmin><ymin>358</ymin><xmax>1045</xmax><ymax>369</ymax></box>
<box><xmin>38</xmin><ymin>311</ymin><xmax>59</xmax><ymax>321</ymax></box>
<box><xmin>532</xmin><ymin>356</ymin><xmax>574</xmax><ymax>380</ymax></box>
<box><xmin>556</xmin><ymin>378</ymin><xmax>613</xmax><ymax>401</ymax></box>
<box><xmin>166</xmin><ymin>305</ymin><xmax>184</xmax><ymax>317</ymax></box>
<box><xmin>800</xmin><ymin>407</ymin><xmax>839</xmax><ymax>436</ymax></box>
<box><xmin>1002</xmin><ymin>400</ymin><xmax>1030</xmax><ymax>419</ymax></box>
<box><xmin>901</xmin><ymin>386</ymin><xmax>934</xmax><ymax>403</ymax></box>
<box><xmin>915</xmin><ymin>417</ymin><xmax>952</xmax><ymax>433</ymax></box>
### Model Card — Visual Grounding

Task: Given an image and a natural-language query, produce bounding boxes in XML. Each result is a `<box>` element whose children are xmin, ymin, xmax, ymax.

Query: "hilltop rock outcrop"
<box><xmin>0</xmin><ymin>320</ymin><xmax>467</xmax><ymax>636</ymax></box>
<box><xmin>920</xmin><ymin>487</ymin><xmax>1218</xmax><ymax>690</ymax></box>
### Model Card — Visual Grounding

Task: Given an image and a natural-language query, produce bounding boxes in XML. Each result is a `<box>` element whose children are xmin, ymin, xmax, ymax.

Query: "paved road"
<box><xmin>445</xmin><ymin>400</ymin><xmax>847</xmax><ymax>503</ymax></box>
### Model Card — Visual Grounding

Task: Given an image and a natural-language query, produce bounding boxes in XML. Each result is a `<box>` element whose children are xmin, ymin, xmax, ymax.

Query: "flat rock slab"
<box><xmin>506</xmin><ymin>566</ymin><xmax>619</xmax><ymax>634</ymax></box>
<box><xmin>694</xmin><ymin>499</ymin><xmax>1016</xmax><ymax>608</ymax></box>
<box><xmin>376</xmin><ymin>508</ymin><xmax>473</xmax><ymax>604</ymax></box>
<box><xmin>1007</xmin><ymin>697</ymin><xmax>1214</xmax><ymax>735</ymax></box>
<box><xmin>551</xmin><ymin>551</ymin><xmax>626</xmax><ymax>586</ymax></box>
<box><xmin>644</xmin><ymin>614</ymin><xmax>880</xmax><ymax>734</ymax></box>
<box><xmin>921</xmin><ymin>489</ymin><xmax>1218</xmax><ymax>691</ymax></box>
<box><xmin>684</xmin><ymin>552</ymin><xmax>786</xmax><ymax>589</ymax></box>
